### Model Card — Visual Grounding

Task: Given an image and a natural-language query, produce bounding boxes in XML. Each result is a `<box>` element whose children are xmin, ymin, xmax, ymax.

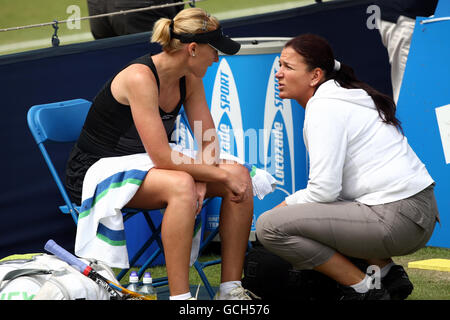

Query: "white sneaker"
<box><xmin>213</xmin><ymin>284</ymin><xmax>259</xmax><ymax>300</ymax></box>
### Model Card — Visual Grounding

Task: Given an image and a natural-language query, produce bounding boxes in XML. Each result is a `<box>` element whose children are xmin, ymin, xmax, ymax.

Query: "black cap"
<box><xmin>170</xmin><ymin>26</ymin><xmax>241</xmax><ymax>55</ymax></box>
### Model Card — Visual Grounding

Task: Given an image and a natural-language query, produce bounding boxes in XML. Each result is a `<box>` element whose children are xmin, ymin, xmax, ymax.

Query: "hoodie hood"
<box><xmin>307</xmin><ymin>79</ymin><xmax>376</xmax><ymax>111</ymax></box>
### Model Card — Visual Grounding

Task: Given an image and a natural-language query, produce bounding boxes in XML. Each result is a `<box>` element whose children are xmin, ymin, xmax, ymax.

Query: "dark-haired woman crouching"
<box><xmin>256</xmin><ymin>34</ymin><xmax>440</xmax><ymax>300</ymax></box>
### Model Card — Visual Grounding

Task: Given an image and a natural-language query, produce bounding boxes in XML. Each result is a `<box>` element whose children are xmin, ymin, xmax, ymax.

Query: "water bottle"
<box><xmin>138</xmin><ymin>272</ymin><xmax>157</xmax><ymax>300</ymax></box>
<box><xmin>126</xmin><ymin>271</ymin><xmax>139</xmax><ymax>292</ymax></box>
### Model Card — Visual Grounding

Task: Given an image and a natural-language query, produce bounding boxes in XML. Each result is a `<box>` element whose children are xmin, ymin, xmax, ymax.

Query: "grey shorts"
<box><xmin>255</xmin><ymin>184</ymin><xmax>440</xmax><ymax>270</ymax></box>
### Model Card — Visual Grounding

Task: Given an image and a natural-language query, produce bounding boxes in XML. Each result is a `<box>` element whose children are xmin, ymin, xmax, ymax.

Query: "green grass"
<box><xmin>0</xmin><ymin>0</ymin><xmax>321</xmax><ymax>55</ymax></box>
<box><xmin>0</xmin><ymin>0</ymin><xmax>91</xmax><ymax>45</ymax></box>
<box><xmin>116</xmin><ymin>246</ymin><xmax>450</xmax><ymax>300</ymax></box>
<box><xmin>394</xmin><ymin>247</ymin><xmax>450</xmax><ymax>300</ymax></box>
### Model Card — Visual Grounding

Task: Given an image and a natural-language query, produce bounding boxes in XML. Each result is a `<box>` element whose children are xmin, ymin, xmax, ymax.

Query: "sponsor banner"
<box><xmin>264</xmin><ymin>56</ymin><xmax>296</xmax><ymax>197</ymax></box>
<box><xmin>210</xmin><ymin>58</ymin><xmax>244</xmax><ymax>160</ymax></box>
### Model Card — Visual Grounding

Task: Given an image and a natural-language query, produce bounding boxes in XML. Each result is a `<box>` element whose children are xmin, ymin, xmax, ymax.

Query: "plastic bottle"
<box><xmin>138</xmin><ymin>272</ymin><xmax>157</xmax><ymax>300</ymax></box>
<box><xmin>126</xmin><ymin>271</ymin><xmax>139</xmax><ymax>292</ymax></box>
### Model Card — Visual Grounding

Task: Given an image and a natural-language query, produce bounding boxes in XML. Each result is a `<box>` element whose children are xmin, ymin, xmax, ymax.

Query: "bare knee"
<box><xmin>226</xmin><ymin>163</ymin><xmax>251</xmax><ymax>182</ymax></box>
<box><xmin>166</xmin><ymin>171</ymin><xmax>197</xmax><ymax>210</ymax></box>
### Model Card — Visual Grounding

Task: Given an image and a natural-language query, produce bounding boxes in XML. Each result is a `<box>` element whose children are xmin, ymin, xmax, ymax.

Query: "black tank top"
<box><xmin>77</xmin><ymin>54</ymin><xmax>186</xmax><ymax>157</ymax></box>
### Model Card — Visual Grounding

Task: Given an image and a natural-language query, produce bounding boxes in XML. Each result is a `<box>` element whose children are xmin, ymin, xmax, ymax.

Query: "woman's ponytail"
<box><xmin>334</xmin><ymin>63</ymin><xmax>403</xmax><ymax>134</ymax></box>
<box><xmin>151</xmin><ymin>18</ymin><xmax>172</xmax><ymax>49</ymax></box>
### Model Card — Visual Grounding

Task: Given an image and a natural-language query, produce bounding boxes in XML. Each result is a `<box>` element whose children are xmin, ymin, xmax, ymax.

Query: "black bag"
<box><xmin>242</xmin><ymin>243</ymin><xmax>340</xmax><ymax>301</ymax></box>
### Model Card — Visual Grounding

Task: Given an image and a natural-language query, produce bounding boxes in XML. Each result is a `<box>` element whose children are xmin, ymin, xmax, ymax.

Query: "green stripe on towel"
<box><xmin>96</xmin><ymin>233</ymin><xmax>127</xmax><ymax>246</ymax></box>
<box><xmin>79</xmin><ymin>178</ymin><xmax>143</xmax><ymax>220</ymax></box>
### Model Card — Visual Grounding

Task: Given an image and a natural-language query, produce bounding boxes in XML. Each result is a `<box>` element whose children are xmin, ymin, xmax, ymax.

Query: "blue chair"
<box><xmin>27</xmin><ymin>98</ymin><xmax>221</xmax><ymax>298</ymax></box>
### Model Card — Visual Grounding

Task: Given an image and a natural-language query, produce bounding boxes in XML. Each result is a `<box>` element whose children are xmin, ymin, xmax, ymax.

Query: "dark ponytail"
<box><xmin>333</xmin><ymin>63</ymin><xmax>403</xmax><ymax>134</ymax></box>
<box><xmin>286</xmin><ymin>34</ymin><xmax>403</xmax><ymax>134</ymax></box>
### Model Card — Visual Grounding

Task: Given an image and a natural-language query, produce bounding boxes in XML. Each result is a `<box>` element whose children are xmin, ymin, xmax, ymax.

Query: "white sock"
<box><xmin>169</xmin><ymin>292</ymin><xmax>192</xmax><ymax>300</ymax></box>
<box><xmin>380</xmin><ymin>262</ymin><xmax>396</xmax><ymax>278</ymax></box>
<box><xmin>219</xmin><ymin>281</ymin><xmax>241</xmax><ymax>297</ymax></box>
<box><xmin>350</xmin><ymin>274</ymin><xmax>372</xmax><ymax>293</ymax></box>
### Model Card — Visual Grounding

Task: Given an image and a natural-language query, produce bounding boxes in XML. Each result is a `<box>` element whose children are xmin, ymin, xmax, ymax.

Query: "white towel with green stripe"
<box><xmin>74</xmin><ymin>144</ymin><xmax>276</xmax><ymax>269</ymax></box>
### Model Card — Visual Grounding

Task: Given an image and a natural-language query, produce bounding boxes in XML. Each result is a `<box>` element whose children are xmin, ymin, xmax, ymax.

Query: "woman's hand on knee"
<box><xmin>220</xmin><ymin>163</ymin><xmax>252</xmax><ymax>203</ymax></box>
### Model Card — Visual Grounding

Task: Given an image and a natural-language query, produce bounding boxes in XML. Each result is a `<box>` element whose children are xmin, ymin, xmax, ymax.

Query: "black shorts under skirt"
<box><xmin>65</xmin><ymin>144</ymin><xmax>101</xmax><ymax>206</ymax></box>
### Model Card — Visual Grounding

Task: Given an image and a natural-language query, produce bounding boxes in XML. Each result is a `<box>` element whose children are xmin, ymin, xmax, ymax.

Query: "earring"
<box><xmin>192</xmin><ymin>52</ymin><xmax>196</xmax><ymax>57</ymax></box>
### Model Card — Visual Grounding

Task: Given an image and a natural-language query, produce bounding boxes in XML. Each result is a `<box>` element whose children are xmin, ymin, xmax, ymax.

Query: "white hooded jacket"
<box><xmin>285</xmin><ymin>79</ymin><xmax>433</xmax><ymax>206</ymax></box>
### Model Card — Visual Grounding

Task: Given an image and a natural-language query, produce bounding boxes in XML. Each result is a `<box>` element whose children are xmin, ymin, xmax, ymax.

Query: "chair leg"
<box><xmin>116</xmin><ymin>227</ymin><xmax>161</xmax><ymax>281</ymax></box>
<box><xmin>116</xmin><ymin>211</ymin><xmax>163</xmax><ymax>282</ymax></box>
<box><xmin>192</xmin><ymin>224</ymin><xmax>221</xmax><ymax>299</ymax></box>
<box><xmin>193</xmin><ymin>259</ymin><xmax>221</xmax><ymax>299</ymax></box>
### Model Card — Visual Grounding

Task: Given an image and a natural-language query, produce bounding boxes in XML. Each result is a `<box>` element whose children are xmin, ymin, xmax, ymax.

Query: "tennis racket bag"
<box><xmin>0</xmin><ymin>253</ymin><xmax>117</xmax><ymax>300</ymax></box>
<box><xmin>242</xmin><ymin>243</ymin><xmax>340</xmax><ymax>301</ymax></box>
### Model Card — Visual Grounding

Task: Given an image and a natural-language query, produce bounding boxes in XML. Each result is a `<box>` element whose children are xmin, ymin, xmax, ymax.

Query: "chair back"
<box><xmin>27</xmin><ymin>99</ymin><xmax>91</xmax><ymax>144</ymax></box>
<box><xmin>27</xmin><ymin>99</ymin><xmax>92</xmax><ymax>223</ymax></box>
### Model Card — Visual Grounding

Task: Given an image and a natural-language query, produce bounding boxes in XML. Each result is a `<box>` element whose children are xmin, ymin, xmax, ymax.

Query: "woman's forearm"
<box><xmin>155</xmin><ymin>148</ymin><xmax>228</xmax><ymax>184</ymax></box>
